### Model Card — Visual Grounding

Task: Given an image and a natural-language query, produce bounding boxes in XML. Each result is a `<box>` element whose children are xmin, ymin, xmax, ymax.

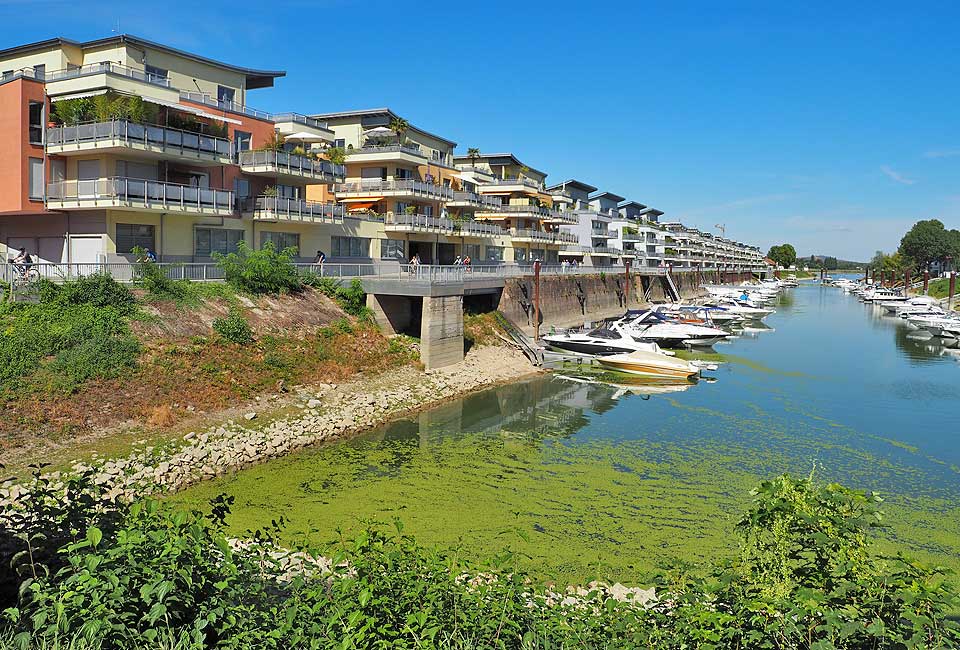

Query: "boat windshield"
<box><xmin>588</xmin><ymin>328</ymin><xmax>624</xmax><ymax>340</ymax></box>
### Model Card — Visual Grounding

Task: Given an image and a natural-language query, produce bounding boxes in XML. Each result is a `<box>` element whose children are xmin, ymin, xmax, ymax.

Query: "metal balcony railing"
<box><xmin>350</xmin><ymin>144</ymin><xmax>426</xmax><ymax>158</ymax></box>
<box><xmin>386</xmin><ymin>213</ymin><xmax>455</xmax><ymax>231</ymax></box>
<box><xmin>269</xmin><ymin>113</ymin><xmax>330</xmax><ymax>130</ymax></box>
<box><xmin>45</xmin><ymin>62</ymin><xmax>172</xmax><ymax>87</ymax></box>
<box><xmin>249</xmin><ymin>196</ymin><xmax>344</xmax><ymax>223</ymax></box>
<box><xmin>179</xmin><ymin>92</ymin><xmax>329</xmax><ymax>130</ymax></box>
<box><xmin>486</xmin><ymin>177</ymin><xmax>542</xmax><ymax>190</ymax></box>
<box><xmin>590</xmin><ymin>246</ymin><xmax>620</xmax><ymax>255</ymax></box>
<box><xmin>335</xmin><ymin>179</ymin><xmax>455</xmax><ymax>200</ymax></box>
<box><xmin>238</xmin><ymin>150</ymin><xmax>345</xmax><ymax>180</ymax></box>
<box><xmin>46</xmin><ymin>119</ymin><xmax>232</xmax><ymax>158</ymax></box>
<box><xmin>555</xmin><ymin>232</ymin><xmax>580</xmax><ymax>244</ymax></box>
<box><xmin>46</xmin><ymin>177</ymin><xmax>233</xmax><ymax>211</ymax></box>
<box><xmin>510</xmin><ymin>228</ymin><xmax>555</xmax><ymax>242</ymax></box>
<box><xmin>451</xmin><ymin>191</ymin><xmax>503</xmax><ymax>209</ymax></box>
<box><xmin>457</xmin><ymin>221</ymin><xmax>505</xmax><ymax>236</ymax></box>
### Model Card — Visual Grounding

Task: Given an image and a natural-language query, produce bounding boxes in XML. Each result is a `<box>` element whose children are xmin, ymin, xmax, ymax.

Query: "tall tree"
<box><xmin>898</xmin><ymin>219</ymin><xmax>953</xmax><ymax>270</ymax></box>
<box><xmin>466</xmin><ymin>147</ymin><xmax>481</xmax><ymax>167</ymax></box>
<box><xmin>389</xmin><ymin>117</ymin><xmax>409</xmax><ymax>147</ymax></box>
<box><xmin>767</xmin><ymin>243</ymin><xmax>797</xmax><ymax>268</ymax></box>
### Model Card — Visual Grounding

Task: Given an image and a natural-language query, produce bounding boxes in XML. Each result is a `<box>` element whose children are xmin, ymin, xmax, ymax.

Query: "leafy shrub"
<box><xmin>212</xmin><ymin>310</ymin><xmax>253</xmax><ymax>345</ymax></box>
<box><xmin>130</xmin><ymin>247</ymin><xmax>185</xmax><ymax>301</ymax></box>
<box><xmin>0</xmin><ymin>303</ymin><xmax>140</xmax><ymax>393</ymax></box>
<box><xmin>213</xmin><ymin>241</ymin><xmax>302</xmax><ymax>295</ymax></box>
<box><xmin>42</xmin><ymin>273</ymin><xmax>136</xmax><ymax>313</ymax></box>
<box><xmin>304</xmin><ymin>276</ymin><xmax>371</xmax><ymax>319</ymax></box>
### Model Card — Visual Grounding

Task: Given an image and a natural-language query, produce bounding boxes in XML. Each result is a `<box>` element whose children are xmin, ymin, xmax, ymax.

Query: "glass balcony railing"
<box><xmin>349</xmin><ymin>144</ymin><xmax>426</xmax><ymax>158</ymax></box>
<box><xmin>47</xmin><ymin>177</ymin><xmax>233</xmax><ymax>212</ymax></box>
<box><xmin>238</xmin><ymin>150</ymin><xmax>345</xmax><ymax>180</ymax></box>
<box><xmin>458</xmin><ymin>221</ymin><xmax>505</xmax><ymax>237</ymax></box>
<box><xmin>335</xmin><ymin>179</ymin><xmax>455</xmax><ymax>200</ymax></box>
<box><xmin>451</xmin><ymin>191</ymin><xmax>503</xmax><ymax>209</ymax></box>
<box><xmin>179</xmin><ymin>92</ymin><xmax>329</xmax><ymax>130</ymax></box>
<box><xmin>386</xmin><ymin>213</ymin><xmax>455</xmax><ymax>231</ymax></box>
<box><xmin>248</xmin><ymin>196</ymin><xmax>344</xmax><ymax>223</ymax></box>
<box><xmin>46</xmin><ymin>119</ymin><xmax>232</xmax><ymax>158</ymax></box>
<box><xmin>45</xmin><ymin>62</ymin><xmax>172</xmax><ymax>88</ymax></box>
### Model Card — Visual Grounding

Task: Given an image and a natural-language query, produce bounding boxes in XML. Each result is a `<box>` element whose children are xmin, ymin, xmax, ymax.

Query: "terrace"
<box><xmin>239</xmin><ymin>150</ymin><xmax>345</xmax><ymax>184</ymax></box>
<box><xmin>46</xmin><ymin>177</ymin><xmax>233</xmax><ymax>215</ymax></box>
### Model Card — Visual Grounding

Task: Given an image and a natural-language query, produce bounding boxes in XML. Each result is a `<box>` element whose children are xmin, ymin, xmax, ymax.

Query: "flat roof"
<box><xmin>0</xmin><ymin>35</ymin><xmax>285</xmax><ymax>89</ymax></box>
<box><xmin>545</xmin><ymin>179</ymin><xmax>597</xmax><ymax>193</ymax></box>
<box><xmin>589</xmin><ymin>191</ymin><xmax>626</xmax><ymax>202</ymax></box>
<box><xmin>309</xmin><ymin>107</ymin><xmax>457</xmax><ymax>147</ymax></box>
<box><xmin>618</xmin><ymin>200</ymin><xmax>648</xmax><ymax>210</ymax></box>
<box><xmin>451</xmin><ymin>152</ymin><xmax>547</xmax><ymax>178</ymax></box>
<box><xmin>638</xmin><ymin>207</ymin><xmax>665</xmax><ymax>217</ymax></box>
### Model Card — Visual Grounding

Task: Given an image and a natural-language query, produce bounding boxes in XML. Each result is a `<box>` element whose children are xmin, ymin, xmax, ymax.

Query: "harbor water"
<box><xmin>170</xmin><ymin>281</ymin><xmax>960</xmax><ymax>583</ymax></box>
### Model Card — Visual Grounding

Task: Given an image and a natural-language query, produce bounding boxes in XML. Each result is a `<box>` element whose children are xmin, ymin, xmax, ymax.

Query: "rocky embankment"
<box><xmin>0</xmin><ymin>346</ymin><xmax>537</xmax><ymax>506</ymax></box>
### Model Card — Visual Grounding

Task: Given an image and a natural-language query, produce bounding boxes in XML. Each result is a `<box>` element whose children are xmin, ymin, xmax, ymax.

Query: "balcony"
<box><xmin>179</xmin><ymin>92</ymin><xmax>331</xmax><ymax>131</ymax></box>
<box><xmin>385</xmin><ymin>213</ymin><xmax>455</xmax><ymax>234</ymax></box>
<box><xmin>46</xmin><ymin>178</ymin><xmax>233</xmax><ymax>215</ymax></box>
<box><xmin>589</xmin><ymin>246</ymin><xmax>620</xmax><ymax>257</ymax></box>
<box><xmin>478</xmin><ymin>177</ymin><xmax>542</xmax><ymax>193</ymax></box>
<box><xmin>46</xmin><ymin>120</ymin><xmax>232</xmax><ymax>165</ymax></box>
<box><xmin>239</xmin><ymin>150</ymin><xmax>345</xmax><ymax>184</ymax></box>
<box><xmin>555</xmin><ymin>232</ymin><xmax>580</xmax><ymax>244</ymax></box>
<box><xmin>475</xmin><ymin>204</ymin><xmax>559</xmax><ymax>220</ymax></box>
<box><xmin>448</xmin><ymin>191</ymin><xmax>503</xmax><ymax>210</ymax></box>
<box><xmin>456</xmin><ymin>221</ymin><xmax>506</xmax><ymax>238</ymax></box>
<box><xmin>543</xmin><ymin>210</ymin><xmax>579</xmax><ymax>225</ymax></box>
<box><xmin>45</xmin><ymin>62</ymin><xmax>179</xmax><ymax>104</ymax></box>
<box><xmin>621</xmin><ymin>231</ymin><xmax>644</xmax><ymax>242</ymax></box>
<box><xmin>591</xmin><ymin>226</ymin><xmax>616</xmax><ymax>238</ymax></box>
<box><xmin>247</xmin><ymin>196</ymin><xmax>344</xmax><ymax>224</ymax></box>
<box><xmin>510</xmin><ymin>228</ymin><xmax>556</xmax><ymax>244</ymax></box>
<box><xmin>346</xmin><ymin>144</ymin><xmax>427</xmax><ymax>165</ymax></box>
<box><xmin>335</xmin><ymin>179</ymin><xmax>454</xmax><ymax>201</ymax></box>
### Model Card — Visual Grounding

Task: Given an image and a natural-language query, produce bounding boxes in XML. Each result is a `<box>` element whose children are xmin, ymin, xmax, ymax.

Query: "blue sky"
<box><xmin>3</xmin><ymin>0</ymin><xmax>958</xmax><ymax>260</ymax></box>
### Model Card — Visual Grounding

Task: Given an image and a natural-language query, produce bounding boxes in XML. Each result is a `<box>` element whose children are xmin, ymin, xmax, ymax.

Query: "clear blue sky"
<box><xmin>4</xmin><ymin>0</ymin><xmax>958</xmax><ymax>261</ymax></box>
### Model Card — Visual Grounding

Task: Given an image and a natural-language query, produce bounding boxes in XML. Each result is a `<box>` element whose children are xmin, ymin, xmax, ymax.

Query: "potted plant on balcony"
<box><xmin>389</xmin><ymin>117</ymin><xmax>409</xmax><ymax>148</ymax></box>
<box><xmin>326</xmin><ymin>146</ymin><xmax>347</xmax><ymax>165</ymax></box>
<box><xmin>404</xmin><ymin>205</ymin><xmax>417</xmax><ymax>216</ymax></box>
<box><xmin>262</xmin><ymin>186</ymin><xmax>278</xmax><ymax>197</ymax></box>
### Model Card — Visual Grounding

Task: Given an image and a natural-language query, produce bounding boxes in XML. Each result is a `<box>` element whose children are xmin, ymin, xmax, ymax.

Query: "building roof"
<box><xmin>617</xmin><ymin>200</ymin><xmax>648</xmax><ymax>210</ymax></box>
<box><xmin>451</xmin><ymin>152</ymin><xmax>547</xmax><ymax>178</ymax></box>
<box><xmin>589</xmin><ymin>191</ymin><xmax>626</xmax><ymax>202</ymax></box>
<box><xmin>545</xmin><ymin>179</ymin><xmax>598</xmax><ymax>193</ymax></box>
<box><xmin>0</xmin><ymin>35</ymin><xmax>285</xmax><ymax>89</ymax></box>
<box><xmin>638</xmin><ymin>207</ymin><xmax>665</xmax><ymax>217</ymax></box>
<box><xmin>308</xmin><ymin>107</ymin><xmax>457</xmax><ymax>147</ymax></box>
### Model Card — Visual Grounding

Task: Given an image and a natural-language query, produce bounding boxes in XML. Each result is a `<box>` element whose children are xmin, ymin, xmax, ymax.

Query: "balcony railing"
<box><xmin>386</xmin><ymin>213</ymin><xmax>455</xmax><ymax>231</ymax></box>
<box><xmin>457</xmin><ymin>221</ymin><xmax>505</xmax><ymax>237</ymax></box>
<box><xmin>45</xmin><ymin>62</ymin><xmax>172</xmax><ymax>88</ymax></box>
<box><xmin>451</xmin><ymin>191</ymin><xmax>503</xmax><ymax>209</ymax></box>
<box><xmin>485</xmin><ymin>177</ymin><xmax>542</xmax><ymax>190</ymax></box>
<box><xmin>591</xmin><ymin>246</ymin><xmax>621</xmax><ymax>255</ymax></box>
<box><xmin>335</xmin><ymin>179</ymin><xmax>455</xmax><ymax>200</ymax></box>
<box><xmin>269</xmin><ymin>113</ymin><xmax>330</xmax><ymax>130</ymax></box>
<box><xmin>555</xmin><ymin>232</ymin><xmax>580</xmax><ymax>244</ymax></box>
<box><xmin>47</xmin><ymin>177</ymin><xmax>233</xmax><ymax>212</ymax></box>
<box><xmin>349</xmin><ymin>144</ymin><xmax>426</xmax><ymax>158</ymax></box>
<box><xmin>247</xmin><ymin>196</ymin><xmax>344</xmax><ymax>223</ymax></box>
<box><xmin>46</xmin><ymin>119</ymin><xmax>232</xmax><ymax>158</ymax></box>
<box><xmin>238</xmin><ymin>150</ymin><xmax>345</xmax><ymax>181</ymax></box>
<box><xmin>591</xmin><ymin>226</ymin><xmax>615</xmax><ymax>237</ymax></box>
<box><xmin>510</xmin><ymin>228</ymin><xmax>556</xmax><ymax>242</ymax></box>
<box><xmin>479</xmin><ymin>204</ymin><xmax>558</xmax><ymax>218</ymax></box>
<box><xmin>179</xmin><ymin>92</ymin><xmax>329</xmax><ymax>130</ymax></box>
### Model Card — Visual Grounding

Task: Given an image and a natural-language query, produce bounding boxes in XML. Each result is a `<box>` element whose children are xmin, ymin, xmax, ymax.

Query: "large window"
<box><xmin>531</xmin><ymin>248</ymin><xmax>546</xmax><ymax>261</ymax></box>
<box><xmin>545</xmin><ymin>250</ymin><xmax>559</xmax><ymax>264</ymax></box>
<box><xmin>260</xmin><ymin>231</ymin><xmax>299</xmax><ymax>252</ymax></box>
<box><xmin>195</xmin><ymin>228</ymin><xmax>244</xmax><ymax>257</ymax></box>
<box><xmin>514</xmin><ymin>248</ymin><xmax>528</xmax><ymax>263</ymax></box>
<box><xmin>145</xmin><ymin>65</ymin><xmax>168</xmax><ymax>84</ymax></box>
<box><xmin>217</xmin><ymin>85</ymin><xmax>236</xmax><ymax>105</ymax></box>
<box><xmin>235</xmin><ymin>131</ymin><xmax>252</xmax><ymax>152</ymax></box>
<box><xmin>463</xmin><ymin>244</ymin><xmax>480</xmax><ymax>260</ymax></box>
<box><xmin>485</xmin><ymin>246</ymin><xmax>504</xmax><ymax>262</ymax></box>
<box><xmin>381</xmin><ymin>239</ymin><xmax>405</xmax><ymax>260</ymax></box>
<box><xmin>28</xmin><ymin>158</ymin><xmax>43</xmax><ymax>200</ymax></box>
<box><xmin>116</xmin><ymin>224</ymin><xmax>155</xmax><ymax>254</ymax></box>
<box><xmin>28</xmin><ymin>102</ymin><xmax>43</xmax><ymax>145</ymax></box>
<box><xmin>332</xmin><ymin>236</ymin><xmax>370</xmax><ymax>258</ymax></box>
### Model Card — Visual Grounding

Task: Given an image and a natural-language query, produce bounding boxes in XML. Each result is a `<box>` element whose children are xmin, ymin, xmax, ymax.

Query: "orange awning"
<box><xmin>346</xmin><ymin>201</ymin><xmax>378</xmax><ymax>210</ymax></box>
<box><xmin>340</xmin><ymin>196</ymin><xmax>385</xmax><ymax>203</ymax></box>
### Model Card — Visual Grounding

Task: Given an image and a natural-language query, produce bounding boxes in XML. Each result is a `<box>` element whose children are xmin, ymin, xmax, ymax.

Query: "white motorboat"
<box><xmin>542</xmin><ymin>323</ymin><xmax>652</xmax><ymax>356</ymax></box>
<box><xmin>618</xmin><ymin>310</ymin><xmax>731</xmax><ymax>347</ymax></box>
<box><xmin>705</xmin><ymin>297</ymin><xmax>775</xmax><ymax>319</ymax></box>
<box><xmin>653</xmin><ymin>304</ymin><xmax>745</xmax><ymax>326</ymax></box>
<box><xmin>596</xmin><ymin>342</ymin><xmax>701</xmax><ymax>378</ymax></box>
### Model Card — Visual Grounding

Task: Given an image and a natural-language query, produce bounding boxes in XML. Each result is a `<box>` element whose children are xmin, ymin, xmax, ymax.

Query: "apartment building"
<box><xmin>0</xmin><ymin>34</ymin><xmax>768</xmax><ymax>273</ymax></box>
<box><xmin>0</xmin><ymin>35</ymin><xmax>344</xmax><ymax>264</ymax></box>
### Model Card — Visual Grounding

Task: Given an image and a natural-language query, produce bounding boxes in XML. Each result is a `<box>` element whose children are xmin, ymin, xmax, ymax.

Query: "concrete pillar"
<box><xmin>367</xmin><ymin>294</ymin><xmax>412</xmax><ymax>336</ymax></box>
<box><xmin>420</xmin><ymin>295</ymin><xmax>464</xmax><ymax>369</ymax></box>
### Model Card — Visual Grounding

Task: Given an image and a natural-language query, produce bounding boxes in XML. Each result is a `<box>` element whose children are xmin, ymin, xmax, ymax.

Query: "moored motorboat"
<box><xmin>596</xmin><ymin>342</ymin><xmax>701</xmax><ymax>378</ymax></box>
<box><xmin>542</xmin><ymin>323</ymin><xmax>649</xmax><ymax>356</ymax></box>
<box><xmin>619</xmin><ymin>310</ymin><xmax>732</xmax><ymax>347</ymax></box>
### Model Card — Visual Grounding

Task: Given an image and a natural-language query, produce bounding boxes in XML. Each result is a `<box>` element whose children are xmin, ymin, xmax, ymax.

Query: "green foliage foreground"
<box><xmin>1</xmin><ymin>472</ymin><xmax>957</xmax><ymax>649</ymax></box>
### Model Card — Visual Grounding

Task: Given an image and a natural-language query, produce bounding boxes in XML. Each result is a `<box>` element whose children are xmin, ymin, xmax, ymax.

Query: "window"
<box><xmin>332</xmin><ymin>236</ymin><xmax>370</xmax><ymax>258</ymax></box>
<box><xmin>233</xmin><ymin>178</ymin><xmax>249</xmax><ymax>200</ymax></box>
<box><xmin>381</xmin><ymin>239</ymin><xmax>405</xmax><ymax>260</ymax></box>
<box><xmin>235</xmin><ymin>131</ymin><xmax>252</xmax><ymax>152</ymax></box>
<box><xmin>545</xmin><ymin>250</ymin><xmax>559</xmax><ymax>264</ymax></box>
<box><xmin>28</xmin><ymin>102</ymin><xmax>43</xmax><ymax>145</ymax></box>
<box><xmin>145</xmin><ymin>64</ymin><xmax>168</xmax><ymax>84</ymax></box>
<box><xmin>195</xmin><ymin>228</ymin><xmax>244</xmax><ymax>257</ymax></box>
<box><xmin>395</xmin><ymin>201</ymin><xmax>411</xmax><ymax>214</ymax></box>
<box><xmin>422</xmin><ymin>205</ymin><xmax>433</xmax><ymax>217</ymax></box>
<box><xmin>276</xmin><ymin>184</ymin><xmax>299</xmax><ymax>199</ymax></box>
<box><xmin>514</xmin><ymin>248</ymin><xmax>529</xmax><ymax>263</ymax></box>
<box><xmin>485</xmin><ymin>246</ymin><xmax>503</xmax><ymax>262</ymax></box>
<box><xmin>116</xmin><ymin>224</ymin><xmax>155</xmax><ymax>254</ymax></box>
<box><xmin>463</xmin><ymin>244</ymin><xmax>480</xmax><ymax>260</ymax></box>
<box><xmin>261</xmin><ymin>231</ymin><xmax>299</xmax><ymax>253</ymax></box>
<box><xmin>334</xmin><ymin>138</ymin><xmax>345</xmax><ymax>148</ymax></box>
<box><xmin>531</xmin><ymin>248</ymin><xmax>546</xmax><ymax>261</ymax></box>
<box><xmin>32</xmin><ymin>64</ymin><xmax>44</xmax><ymax>80</ymax></box>
<box><xmin>28</xmin><ymin>158</ymin><xmax>43</xmax><ymax>200</ymax></box>
<box><xmin>217</xmin><ymin>85</ymin><xmax>236</xmax><ymax>105</ymax></box>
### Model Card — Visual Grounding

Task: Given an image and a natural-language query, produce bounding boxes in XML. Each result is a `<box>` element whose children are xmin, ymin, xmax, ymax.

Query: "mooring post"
<box><xmin>923</xmin><ymin>270</ymin><xmax>930</xmax><ymax>294</ymax></box>
<box><xmin>950</xmin><ymin>272</ymin><xmax>956</xmax><ymax>311</ymax></box>
<box><xmin>533</xmin><ymin>260</ymin><xmax>541</xmax><ymax>343</ymax></box>
<box><xmin>624</xmin><ymin>259</ymin><xmax>631</xmax><ymax>305</ymax></box>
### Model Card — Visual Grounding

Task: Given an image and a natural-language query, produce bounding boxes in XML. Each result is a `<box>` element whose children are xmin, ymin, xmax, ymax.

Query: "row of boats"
<box><xmin>827</xmin><ymin>277</ymin><xmax>960</xmax><ymax>340</ymax></box>
<box><xmin>540</xmin><ymin>279</ymin><xmax>786</xmax><ymax>379</ymax></box>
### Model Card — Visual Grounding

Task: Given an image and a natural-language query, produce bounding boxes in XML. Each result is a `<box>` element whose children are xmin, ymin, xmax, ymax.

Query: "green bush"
<box><xmin>305</xmin><ymin>276</ymin><xmax>371</xmax><ymax>319</ymax></box>
<box><xmin>213</xmin><ymin>241</ymin><xmax>302</xmax><ymax>295</ymax></box>
<box><xmin>0</xmin><ymin>303</ymin><xmax>140</xmax><ymax>393</ymax></box>
<box><xmin>212</xmin><ymin>310</ymin><xmax>253</xmax><ymax>345</ymax></box>
<box><xmin>130</xmin><ymin>247</ymin><xmax>185</xmax><ymax>301</ymax></box>
<box><xmin>2</xmin><ymin>474</ymin><xmax>958</xmax><ymax>648</ymax></box>
<box><xmin>42</xmin><ymin>273</ymin><xmax>136</xmax><ymax>314</ymax></box>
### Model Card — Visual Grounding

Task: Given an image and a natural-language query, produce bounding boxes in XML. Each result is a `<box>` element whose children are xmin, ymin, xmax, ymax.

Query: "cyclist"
<box><xmin>12</xmin><ymin>247</ymin><xmax>33</xmax><ymax>278</ymax></box>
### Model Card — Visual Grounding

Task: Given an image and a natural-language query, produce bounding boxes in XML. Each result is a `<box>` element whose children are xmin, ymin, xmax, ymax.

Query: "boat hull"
<box><xmin>597</xmin><ymin>352</ymin><xmax>699</xmax><ymax>378</ymax></box>
<box><xmin>543</xmin><ymin>339</ymin><xmax>637</xmax><ymax>356</ymax></box>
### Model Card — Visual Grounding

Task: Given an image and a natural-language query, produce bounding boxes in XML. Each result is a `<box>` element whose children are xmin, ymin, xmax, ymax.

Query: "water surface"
<box><xmin>171</xmin><ymin>282</ymin><xmax>960</xmax><ymax>582</ymax></box>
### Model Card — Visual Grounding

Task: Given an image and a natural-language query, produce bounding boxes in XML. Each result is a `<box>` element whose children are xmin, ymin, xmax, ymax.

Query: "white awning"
<box><xmin>143</xmin><ymin>96</ymin><xmax>243</xmax><ymax>125</ymax></box>
<box><xmin>282</xmin><ymin>130</ymin><xmax>330</xmax><ymax>143</ymax></box>
<box><xmin>50</xmin><ymin>89</ymin><xmax>109</xmax><ymax>102</ymax></box>
<box><xmin>362</xmin><ymin>126</ymin><xmax>394</xmax><ymax>137</ymax></box>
